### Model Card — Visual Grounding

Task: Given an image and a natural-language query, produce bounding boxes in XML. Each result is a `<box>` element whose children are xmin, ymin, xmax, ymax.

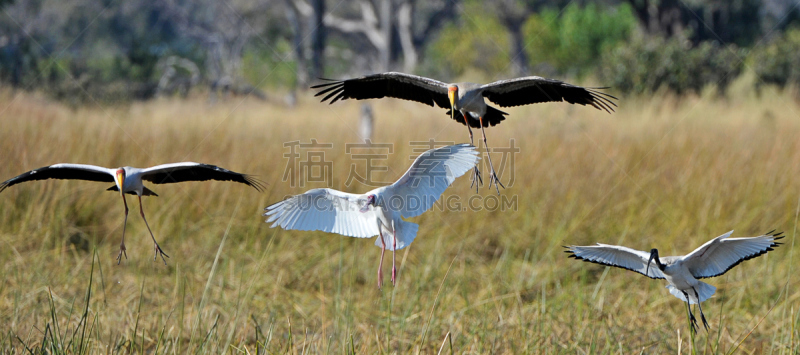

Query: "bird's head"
<box><xmin>360</xmin><ymin>194</ymin><xmax>376</xmax><ymax>213</ymax></box>
<box><xmin>115</xmin><ymin>168</ymin><xmax>126</xmax><ymax>194</ymax></box>
<box><xmin>645</xmin><ymin>248</ymin><xmax>662</xmax><ymax>276</ymax></box>
<box><xmin>447</xmin><ymin>85</ymin><xmax>458</xmax><ymax>109</ymax></box>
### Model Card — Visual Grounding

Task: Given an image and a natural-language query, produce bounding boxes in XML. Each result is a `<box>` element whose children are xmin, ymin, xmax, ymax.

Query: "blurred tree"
<box><xmin>310</xmin><ymin>0</ymin><xmax>326</xmax><ymax>80</ymax></box>
<box><xmin>522</xmin><ymin>3</ymin><xmax>636</xmax><ymax>77</ymax></box>
<box><xmin>289</xmin><ymin>0</ymin><xmax>457</xmax><ymax>75</ymax></box>
<box><xmin>0</xmin><ymin>0</ymin><xmax>73</xmax><ymax>88</ymax></box>
<box><xmin>155</xmin><ymin>0</ymin><xmax>271</xmax><ymax>99</ymax></box>
<box><xmin>751</xmin><ymin>28</ymin><xmax>800</xmax><ymax>91</ymax></box>
<box><xmin>484</xmin><ymin>0</ymin><xmax>572</xmax><ymax>76</ymax></box>
<box><xmin>285</xmin><ymin>0</ymin><xmax>325</xmax><ymax>87</ymax></box>
<box><xmin>491</xmin><ymin>0</ymin><xmax>535</xmax><ymax>77</ymax></box>
<box><xmin>598</xmin><ymin>32</ymin><xmax>742</xmax><ymax>95</ymax></box>
<box><xmin>622</xmin><ymin>0</ymin><xmax>762</xmax><ymax>47</ymax></box>
<box><xmin>761</xmin><ymin>0</ymin><xmax>800</xmax><ymax>34</ymax></box>
<box><xmin>0</xmin><ymin>0</ymin><xmax>203</xmax><ymax>102</ymax></box>
<box><xmin>1</xmin><ymin>0</ymin><xmax>798</xmax><ymax>103</ymax></box>
<box><xmin>427</xmin><ymin>1</ymin><xmax>511</xmax><ymax>79</ymax></box>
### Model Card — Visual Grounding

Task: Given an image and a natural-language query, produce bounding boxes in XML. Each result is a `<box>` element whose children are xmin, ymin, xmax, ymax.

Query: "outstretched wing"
<box><xmin>264</xmin><ymin>188</ymin><xmax>379</xmax><ymax>238</ymax></box>
<box><xmin>1</xmin><ymin>163</ymin><xmax>114</xmax><ymax>193</ymax></box>
<box><xmin>383</xmin><ymin>144</ymin><xmax>479</xmax><ymax>218</ymax></box>
<box><xmin>140</xmin><ymin>162</ymin><xmax>264</xmax><ymax>191</ymax></box>
<box><xmin>682</xmin><ymin>230</ymin><xmax>783</xmax><ymax>279</ymax></box>
<box><xmin>311</xmin><ymin>72</ymin><xmax>451</xmax><ymax>108</ymax></box>
<box><xmin>481</xmin><ymin>76</ymin><xmax>617</xmax><ymax>113</ymax></box>
<box><xmin>565</xmin><ymin>244</ymin><xmax>665</xmax><ymax>279</ymax></box>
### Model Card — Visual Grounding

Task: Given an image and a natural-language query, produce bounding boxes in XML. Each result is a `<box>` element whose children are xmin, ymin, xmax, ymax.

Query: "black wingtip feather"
<box><xmin>586</xmin><ymin>88</ymin><xmax>619</xmax><ymax>110</ymax></box>
<box><xmin>309</xmin><ymin>78</ymin><xmax>339</xmax><ymax>89</ymax></box>
<box><xmin>244</xmin><ymin>175</ymin><xmax>267</xmax><ymax>192</ymax></box>
<box><xmin>310</xmin><ymin>82</ymin><xmax>336</xmax><ymax>90</ymax></box>
<box><xmin>313</xmin><ymin>84</ymin><xmax>341</xmax><ymax>97</ymax></box>
<box><xmin>321</xmin><ymin>87</ymin><xmax>345</xmax><ymax>103</ymax></box>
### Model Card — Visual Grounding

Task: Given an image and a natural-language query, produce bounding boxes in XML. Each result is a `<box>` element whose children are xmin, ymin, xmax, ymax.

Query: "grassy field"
<box><xmin>0</xmin><ymin>87</ymin><xmax>798</xmax><ymax>354</ymax></box>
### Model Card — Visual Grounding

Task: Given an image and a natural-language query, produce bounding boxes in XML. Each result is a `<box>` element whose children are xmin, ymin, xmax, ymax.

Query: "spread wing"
<box><xmin>140</xmin><ymin>162</ymin><xmax>264</xmax><ymax>191</ymax></box>
<box><xmin>481</xmin><ymin>76</ymin><xmax>617</xmax><ymax>113</ymax></box>
<box><xmin>383</xmin><ymin>144</ymin><xmax>479</xmax><ymax>218</ymax></box>
<box><xmin>682</xmin><ymin>230</ymin><xmax>783</xmax><ymax>279</ymax></box>
<box><xmin>1</xmin><ymin>163</ymin><xmax>114</xmax><ymax>193</ymax></box>
<box><xmin>264</xmin><ymin>188</ymin><xmax>379</xmax><ymax>238</ymax></box>
<box><xmin>311</xmin><ymin>72</ymin><xmax>451</xmax><ymax>108</ymax></box>
<box><xmin>565</xmin><ymin>243</ymin><xmax>666</xmax><ymax>279</ymax></box>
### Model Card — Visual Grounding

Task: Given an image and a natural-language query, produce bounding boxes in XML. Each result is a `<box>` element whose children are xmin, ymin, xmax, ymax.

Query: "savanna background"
<box><xmin>1</xmin><ymin>0</ymin><xmax>799</xmax><ymax>353</ymax></box>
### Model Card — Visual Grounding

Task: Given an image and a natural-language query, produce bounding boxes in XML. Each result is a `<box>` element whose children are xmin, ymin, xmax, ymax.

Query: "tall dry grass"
<box><xmin>0</xmin><ymin>88</ymin><xmax>798</xmax><ymax>353</ymax></box>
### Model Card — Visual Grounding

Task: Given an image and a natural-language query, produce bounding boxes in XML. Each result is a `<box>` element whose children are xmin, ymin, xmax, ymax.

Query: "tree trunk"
<box><xmin>310</xmin><ymin>0</ymin><xmax>326</xmax><ymax>79</ymax></box>
<box><xmin>507</xmin><ymin>21</ymin><xmax>529</xmax><ymax>77</ymax></box>
<box><xmin>397</xmin><ymin>0</ymin><xmax>418</xmax><ymax>72</ymax></box>
<box><xmin>285</xmin><ymin>0</ymin><xmax>309</xmax><ymax>87</ymax></box>
<box><xmin>379</xmin><ymin>0</ymin><xmax>391</xmax><ymax>72</ymax></box>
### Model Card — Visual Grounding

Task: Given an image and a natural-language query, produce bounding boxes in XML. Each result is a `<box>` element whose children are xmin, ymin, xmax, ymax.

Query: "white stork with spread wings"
<box><xmin>565</xmin><ymin>230</ymin><xmax>783</xmax><ymax>333</ymax></box>
<box><xmin>1</xmin><ymin>162</ymin><xmax>264</xmax><ymax>264</ymax></box>
<box><xmin>264</xmin><ymin>144</ymin><xmax>479</xmax><ymax>288</ymax></box>
<box><xmin>312</xmin><ymin>72</ymin><xmax>617</xmax><ymax>193</ymax></box>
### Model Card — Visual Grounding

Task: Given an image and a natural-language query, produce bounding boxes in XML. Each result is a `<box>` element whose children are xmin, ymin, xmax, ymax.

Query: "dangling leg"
<box><xmin>692</xmin><ymin>287</ymin><xmax>710</xmax><ymax>331</ymax></box>
<box><xmin>377</xmin><ymin>220</ymin><xmax>386</xmax><ymax>289</ymax></box>
<box><xmin>138</xmin><ymin>195</ymin><xmax>169</xmax><ymax>265</ymax></box>
<box><xmin>479</xmin><ymin>116</ymin><xmax>505</xmax><ymax>194</ymax></box>
<box><xmin>116</xmin><ymin>194</ymin><xmax>129</xmax><ymax>264</ymax></box>
<box><xmin>682</xmin><ymin>290</ymin><xmax>698</xmax><ymax>334</ymax></box>
<box><xmin>391</xmin><ymin>220</ymin><xmax>397</xmax><ymax>286</ymax></box>
<box><xmin>463</xmin><ymin>113</ymin><xmax>482</xmax><ymax>192</ymax></box>
<box><xmin>463</xmin><ymin>113</ymin><xmax>475</xmax><ymax>146</ymax></box>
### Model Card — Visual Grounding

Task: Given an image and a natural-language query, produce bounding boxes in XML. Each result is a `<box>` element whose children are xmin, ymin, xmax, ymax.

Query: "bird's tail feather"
<box><xmin>666</xmin><ymin>282</ymin><xmax>716</xmax><ymax>304</ymax></box>
<box><xmin>106</xmin><ymin>185</ymin><xmax>159</xmax><ymax>196</ymax></box>
<box><xmin>374</xmin><ymin>220</ymin><xmax>419</xmax><ymax>251</ymax></box>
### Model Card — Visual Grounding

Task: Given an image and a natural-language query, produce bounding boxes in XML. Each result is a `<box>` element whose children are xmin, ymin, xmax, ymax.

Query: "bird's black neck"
<box><xmin>646</xmin><ymin>248</ymin><xmax>665</xmax><ymax>276</ymax></box>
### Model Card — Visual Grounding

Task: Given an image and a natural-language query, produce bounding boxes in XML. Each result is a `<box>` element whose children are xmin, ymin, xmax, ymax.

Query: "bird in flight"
<box><xmin>264</xmin><ymin>144</ymin><xmax>479</xmax><ymax>288</ymax></box>
<box><xmin>1</xmin><ymin>162</ymin><xmax>264</xmax><ymax>264</ymax></box>
<box><xmin>565</xmin><ymin>230</ymin><xmax>783</xmax><ymax>333</ymax></box>
<box><xmin>312</xmin><ymin>72</ymin><xmax>616</xmax><ymax>193</ymax></box>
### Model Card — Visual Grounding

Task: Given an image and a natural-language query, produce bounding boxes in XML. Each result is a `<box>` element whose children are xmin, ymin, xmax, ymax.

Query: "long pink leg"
<box><xmin>463</xmin><ymin>113</ymin><xmax>474</xmax><ymax>145</ymax></box>
<box><xmin>463</xmin><ymin>113</ymin><xmax>482</xmax><ymax>191</ymax></box>
<box><xmin>116</xmin><ymin>194</ymin><xmax>129</xmax><ymax>264</ymax></box>
<box><xmin>480</xmin><ymin>116</ymin><xmax>505</xmax><ymax>194</ymax></box>
<box><xmin>378</xmin><ymin>236</ymin><xmax>386</xmax><ymax>290</ymax></box>
<box><xmin>377</xmin><ymin>220</ymin><xmax>385</xmax><ymax>289</ymax></box>
<box><xmin>391</xmin><ymin>220</ymin><xmax>397</xmax><ymax>285</ymax></box>
<box><xmin>138</xmin><ymin>195</ymin><xmax>169</xmax><ymax>265</ymax></box>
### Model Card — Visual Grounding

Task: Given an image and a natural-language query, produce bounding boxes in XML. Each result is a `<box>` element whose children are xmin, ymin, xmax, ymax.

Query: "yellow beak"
<box><xmin>115</xmin><ymin>172</ymin><xmax>125</xmax><ymax>195</ymax></box>
<box><xmin>448</xmin><ymin>91</ymin><xmax>456</xmax><ymax>119</ymax></box>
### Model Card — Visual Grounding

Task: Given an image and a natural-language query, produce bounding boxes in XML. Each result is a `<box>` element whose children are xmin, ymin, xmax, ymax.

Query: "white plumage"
<box><xmin>264</xmin><ymin>144</ymin><xmax>479</xmax><ymax>288</ymax></box>
<box><xmin>565</xmin><ymin>230</ymin><xmax>783</xmax><ymax>332</ymax></box>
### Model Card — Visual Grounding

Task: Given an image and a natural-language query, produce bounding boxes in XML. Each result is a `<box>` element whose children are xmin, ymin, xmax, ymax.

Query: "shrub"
<box><xmin>522</xmin><ymin>3</ymin><xmax>637</xmax><ymax>77</ymax></box>
<box><xmin>598</xmin><ymin>33</ymin><xmax>743</xmax><ymax>95</ymax></box>
<box><xmin>751</xmin><ymin>28</ymin><xmax>800</xmax><ymax>90</ymax></box>
<box><xmin>425</xmin><ymin>2</ymin><xmax>511</xmax><ymax>79</ymax></box>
